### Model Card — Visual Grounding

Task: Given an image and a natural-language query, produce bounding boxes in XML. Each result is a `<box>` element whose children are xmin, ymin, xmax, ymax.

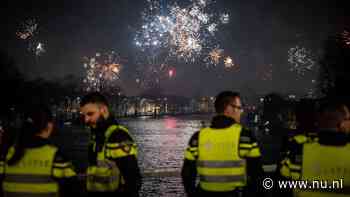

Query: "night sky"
<box><xmin>1</xmin><ymin>0</ymin><xmax>348</xmax><ymax>97</ymax></box>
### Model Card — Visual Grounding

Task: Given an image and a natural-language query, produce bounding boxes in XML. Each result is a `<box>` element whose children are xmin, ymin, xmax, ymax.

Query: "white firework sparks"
<box><xmin>205</xmin><ymin>47</ymin><xmax>223</xmax><ymax>65</ymax></box>
<box><xmin>83</xmin><ymin>51</ymin><xmax>122</xmax><ymax>92</ymax></box>
<box><xmin>220</xmin><ymin>13</ymin><xmax>229</xmax><ymax>24</ymax></box>
<box><xmin>196</xmin><ymin>0</ymin><xmax>208</xmax><ymax>7</ymax></box>
<box><xmin>134</xmin><ymin>15</ymin><xmax>173</xmax><ymax>52</ymax></box>
<box><xmin>135</xmin><ymin>0</ymin><xmax>230</xmax><ymax>63</ymax></box>
<box><xmin>207</xmin><ymin>23</ymin><xmax>217</xmax><ymax>35</ymax></box>
<box><xmin>224</xmin><ymin>56</ymin><xmax>234</xmax><ymax>68</ymax></box>
<box><xmin>341</xmin><ymin>30</ymin><xmax>350</xmax><ymax>46</ymax></box>
<box><xmin>16</xmin><ymin>18</ymin><xmax>48</xmax><ymax>56</ymax></box>
<box><xmin>16</xmin><ymin>19</ymin><xmax>38</xmax><ymax>40</ymax></box>
<box><xmin>34</xmin><ymin>42</ymin><xmax>45</xmax><ymax>56</ymax></box>
<box><xmin>288</xmin><ymin>46</ymin><xmax>315</xmax><ymax>76</ymax></box>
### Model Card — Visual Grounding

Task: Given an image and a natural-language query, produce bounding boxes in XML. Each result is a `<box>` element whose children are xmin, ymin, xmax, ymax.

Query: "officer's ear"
<box><xmin>39</xmin><ymin>121</ymin><xmax>54</xmax><ymax>139</ymax></box>
<box><xmin>47</xmin><ymin>121</ymin><xmax>55</xmax><ymax>136</ymax></box>
<box><xmin>99</xmin><ymin>104</ymin><xmax>109</xmax><ymax>118</ymax></box>
<box><xmin>339</xmin><ymin>120</ymin><xmax>350</xmax><ymax>133</ymax></box>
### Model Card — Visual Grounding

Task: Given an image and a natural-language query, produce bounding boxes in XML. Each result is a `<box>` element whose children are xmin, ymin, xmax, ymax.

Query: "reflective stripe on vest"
<box><xmin>4</xmin><ymin>192</ymin><xmax>57</xmax><ymax>197</ymax></box>
<box><xmin>3</xmin><ymin>145</ymin><xmax>59</xmax><ymax>197</ymax></box>
<box><xmin>4</xmin><ymin>174</ymin><xmax>56</xmax><ymax>183</ymax></box>
<box><xmin>87</xmin><ymin>125</ymin><xmax>125</xmax><ymax>192</ymax></box>
<box><xmin>197</xmin><ymin>160</ymin><xmax>245</xmax><ymax>168</ymax></box>
<box><xmin>197</xmin><ymin>123</ymin><xmax>247</xmax><ymax>192</ymax></box>
<box><xmin>200</xmin><ymin>175</ymin><xmax>246</xmax><ymax>183</ymax></box>
<box><xmin>296</xmin><ymin>141</ymin><xmax>350</xmax><ymax>197</ymax></box>
<box><xmin>0</xmin><ymin>160</ymin><xmax>4</xmax><ymax>174</ymax></box>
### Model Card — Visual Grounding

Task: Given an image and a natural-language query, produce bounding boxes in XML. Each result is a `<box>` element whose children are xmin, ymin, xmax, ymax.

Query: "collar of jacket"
<box><xmin>25</xmin><ymin>136</ymin><xmax>52</xmax><ymax>148</ymax></box>
<box><xmin>318</xmin><ymin>129</ymin><xmax>348</xmax><ymax>146</ymax></box>
<box><xmin>92</xmin><ymin>115</ymin><xmax>118</xmax><ymax>143</ymax></box>
<box><xmin>210</xmin><ymin>115</ymin><xmax>237</xmax><ymax>129</ymax></box>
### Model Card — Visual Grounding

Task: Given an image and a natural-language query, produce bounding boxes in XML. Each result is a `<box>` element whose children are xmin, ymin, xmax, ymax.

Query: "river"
<box><xmin>53</xmin><ymin>114</ymin><xmax>281</xmax><ymax>196</ymax></box>
<box><xmin>54</xmin><ymin>114</ymin><xmax>212</xmax><ymax>196</ymax></box>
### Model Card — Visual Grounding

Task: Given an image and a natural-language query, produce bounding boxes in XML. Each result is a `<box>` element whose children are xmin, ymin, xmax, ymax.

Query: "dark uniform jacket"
<box><xmin>89</xmin><ymin>116</ymin><xmax>142</xmax><ymax>197</ymax></box>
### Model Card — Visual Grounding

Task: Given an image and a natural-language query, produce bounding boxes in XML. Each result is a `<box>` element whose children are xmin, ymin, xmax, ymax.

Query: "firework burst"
<box><xmin>205</xmin><ymin>47</ymin><xmax>223</xmax><ymax>66</ymax></box>
<box><xmin>288</xmin><ymin>46</ymin><xmax>315</xmax><ymax>76</ymax></box>
<box><xmin>34</xmin><ymin>42</ymin><xmax>45</xmax><ymax>56</ymax></box>
<box><xmin>341</xmin><ymin>30</ymin><xmax>350</xmax><ymax>46</ymax></box>
<box><xmin>220</xmin><ymin>13</ymin><xmax>229</xmax><ymax>24</ymax></box>
<box><xmin>83</xmin><ymin>51</ymin><xmax>123</xmax><ymax>92</ymax></box>
<box><xmin>16</xmin><ymin>18</ymin><xmax>47</xmax><ymax>56</ymax></box>
<box><xmin>135</xmin><ymin>0</ymin><xmax>229</xmax><ymax>63</ymax></box>
<box><xmin>224</xmin><ymin>56</ymin><xmax>234</xmax><ymax>68</ymax></box>
<box><xmin>16</xmin><ymin>19</ymin><xmax>38</xmax><ymax>40</ymax></box>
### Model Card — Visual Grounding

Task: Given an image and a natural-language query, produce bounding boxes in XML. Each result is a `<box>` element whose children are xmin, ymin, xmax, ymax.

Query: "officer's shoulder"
<box><xmin>239</xmin><ymin>125</ymin><xmax>251</xmax><ymax>135</ymax></box>
<box><xmin>188</xmin><ymin>131</ymin><xmax>199</xmax><ymax>147</ymax></box>
<box><xmin>45</xmin><ymin>143</ymin><xmax>59</xmax><ymax>149</ymax></box>
<box><xmin>290</xmin><ymin>134</ymin><xmax>310</xmax><ymax>144</ymax></box>
<box><xmin>108</xmin><ymin>125</ymin><xmax>133</xmax><ymax>143</ymax></box>
<box><xmin>53</xmin><ymin>148</ymin><xmax>70</xmax><ymax>163</ymax></box>
<box><xmin>43</xmin><ymin>144</ymin><xmax>60</xmax><ymax>154</ymax></box>
<box><xmin>286</xmin><ymin>134</ymin><xmax>311</xmax><ymax>155</ymax></box>
<box><xmin>239</xmin><ymin>126</ymin><xmax>256</xmax><ymax>142</ymax></box>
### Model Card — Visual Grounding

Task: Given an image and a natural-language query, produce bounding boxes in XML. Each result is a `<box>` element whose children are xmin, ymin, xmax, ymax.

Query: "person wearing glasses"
<box><xmin>181</xmin><ymin>91</ymin><xmax>264</xmax><ymax>197</ymax></box>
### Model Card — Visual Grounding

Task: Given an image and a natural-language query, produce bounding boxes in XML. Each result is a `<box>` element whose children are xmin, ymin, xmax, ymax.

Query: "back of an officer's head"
<box><xmin>296</xmin><ymin>99</ymin><xmax>317</xmax><ymax>132</ymax></box>
<box><xmin>318</xmin><ymin>101</ymin><xmax>350</xmax><ymax>132</ymax></box>
<box><xmin>8</xmin><ymin>106</ymin><xmax>54</xmax><ymax>165</ymax></box>
<box><xmin>23</xmin><ymin>106</ymin><xmax>54</xmax><ymax>136</ymax></box>
<box><xmin>214</xmin><ymin>91</ymin><xmax>240</xmax><ymax>114</ymax></box>
<box><xmin>29</xmin><ymin>107</ymin><xmax>53</xmax><ymax>133</ymax></box>
<box><xmin>80</xmin><ymin>92</ymin><xmax>109</xmax><ymax>108</ymax></box>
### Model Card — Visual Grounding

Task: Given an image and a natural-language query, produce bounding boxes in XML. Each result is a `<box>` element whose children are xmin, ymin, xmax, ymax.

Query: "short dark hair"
<box><xmin>80</xmin><ymin>92</ymin><xmax>109</xmax><ymax>107</ymax></box>
<box><xmin>214</xmin><ymin>91</ymin><xmax>240</xmax><ymax>113</ymax></box>
<box><xmin>318</xmin><ymin>101</ymin><xmax>348</xmax><ymax>128</ymax></box>
<box><xmin>8</xmin><ymin>106</ymin><xmax>53</xmax><ymax>165</ymax></box>
<box><xmin>28</xmin><ymin>107</ymin><xmax>53</xmax><ymax>132</ymax></box>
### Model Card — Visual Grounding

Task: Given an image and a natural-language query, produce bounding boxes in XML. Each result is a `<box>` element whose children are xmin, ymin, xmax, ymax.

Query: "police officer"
<box><xmin>181</xmin><ymin>91</ymin><xmax>264</xmax><ymax>197</ymax></box>
<box><xmin>0</xmin><ymin>107</ymin><xmax>77</xmax><ymax>197</ymax></box>
<box><xmin>79</xmin><ymin>92</ymin><xmax>141</xmax><ymax>197</ymax></box>
<box><xmin>279</xmin><ymin>101</ymin><xmax>350</xmax><ymax>197</ymax></box>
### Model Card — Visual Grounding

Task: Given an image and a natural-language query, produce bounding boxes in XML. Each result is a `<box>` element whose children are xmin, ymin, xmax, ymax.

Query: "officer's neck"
<box><xmin>95</xmin><ymin>115</ymin><xmax>115</xmax><ymax>132</ymax></box>
<box><xmin>35</xmin><ymin>129</ymin><xmax>51</xmax><ymax>139</ymax></box>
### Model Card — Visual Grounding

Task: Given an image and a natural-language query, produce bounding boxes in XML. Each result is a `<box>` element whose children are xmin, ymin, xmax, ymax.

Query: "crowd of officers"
<box><xmin>0</xmin><ymin>91</ymin><xmax>349</xmax><ymax>197</ymax></box>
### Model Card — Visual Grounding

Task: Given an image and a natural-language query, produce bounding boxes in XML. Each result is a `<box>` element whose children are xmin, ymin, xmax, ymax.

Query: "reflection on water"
<box><xmin>53</xmin><ymin>114</ymin><xmax>285</xmax><ymax>197</ymax></box>
<box><xmin>54</xmin><ymin>114</ymin><xmax>212</xmax><ymax>197</ymax></box>
<box><xmin>120</xmin><ymin>115</ymin><xmax>211</xmax><ymax>197</ymax></box>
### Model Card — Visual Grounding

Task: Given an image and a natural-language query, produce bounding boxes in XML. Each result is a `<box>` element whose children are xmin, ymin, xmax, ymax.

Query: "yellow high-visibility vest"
<box><xmin>296</xmin><ymin>141</ymin><xmax>350</xmax><ymax>197</ymax></box>
<box><xmin>3</xmin><ymin>145</ymin><xmax>59</xmax><ymax>197</ymax></box>
<box><xmin>197</xmin><ymin>124</ymin><xmax>247</xmax><ymax>192</ymax></box>
<box><xmin>87</xmin><ymin>125</ymin><xmax>137</xmax><ymax>192</ymax></box>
